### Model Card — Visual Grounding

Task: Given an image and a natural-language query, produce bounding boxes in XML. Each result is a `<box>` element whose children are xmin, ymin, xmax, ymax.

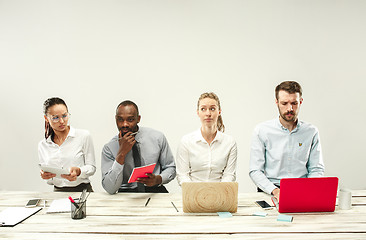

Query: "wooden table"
<box><xmin>0</xmin><ymin>190</ymin><xmax>365</xmax><ymax>239</ymax></box>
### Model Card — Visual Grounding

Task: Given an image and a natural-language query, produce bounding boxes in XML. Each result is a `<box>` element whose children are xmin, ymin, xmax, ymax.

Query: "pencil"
<box><xmin>171</xmin><ymin>201</ymin><xmax>179</xmax><ymax>212</ymax></box>
<box><xmin>145</xmin><ymin>197</ymin><xmax>151</xmax><ymax>207</ymax></box>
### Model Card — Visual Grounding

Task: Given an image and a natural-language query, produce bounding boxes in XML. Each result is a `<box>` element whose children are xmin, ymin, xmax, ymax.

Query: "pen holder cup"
<box><xmin>71</xmin><ymin>199</ymin><xmax>86</xmax><ymax>220</ymax></box>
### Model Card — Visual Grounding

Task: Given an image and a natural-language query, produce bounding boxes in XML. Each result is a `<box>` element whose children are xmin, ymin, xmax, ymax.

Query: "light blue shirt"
<box><xmin>101</xmin><ymin>127</ymin><xmax>176</xmax><ymax>194</ymax></box>
<box><xmin>249</xmin><ymin>118</ymin><xmax>325</xmax><ymax>194</ymax></box>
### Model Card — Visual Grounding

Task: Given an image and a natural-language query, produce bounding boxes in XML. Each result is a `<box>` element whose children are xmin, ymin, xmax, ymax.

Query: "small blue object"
<box><xmin>277</xmin><ymin>214</ymin><xmax>293</xmax><ymax>222</ymax></box>
<box><xmin>253</xmin><ymin>212</ymin><xmax>268</xmax><ymax>217</ymax></box>
<box><xmin>217</xmin><ymin>212</ymin><xmax>232</xmax><ymax>218</ymax></box>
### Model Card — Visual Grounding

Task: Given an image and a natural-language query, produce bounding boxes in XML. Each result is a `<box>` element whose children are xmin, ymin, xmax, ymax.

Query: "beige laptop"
<box><xmin>182</xmin><ymin>182</ymin><xmax>238</xmax><ymax>213</ymax></box>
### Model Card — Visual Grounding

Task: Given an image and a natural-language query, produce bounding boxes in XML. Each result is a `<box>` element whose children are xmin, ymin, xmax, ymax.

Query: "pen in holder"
<box><xmin>71</xmin><ymin>198</ymin><xmax>86</xmax><ymax>220</ymax></box>
<box><xmin>70</xmin><ymin>189</ymin><xmax>89</xmax><ymax>220</ymax></box>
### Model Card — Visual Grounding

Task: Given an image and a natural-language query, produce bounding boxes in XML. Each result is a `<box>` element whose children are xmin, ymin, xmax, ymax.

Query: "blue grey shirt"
<box><xmin>249</xmin><ymin>118</ymin><xmax>325</xmax><ymax>194</ymax></box>
<box><xmin>101</xmin><ymin>127</ymin><xmax>176</xmax><ymax>194</ymax></box>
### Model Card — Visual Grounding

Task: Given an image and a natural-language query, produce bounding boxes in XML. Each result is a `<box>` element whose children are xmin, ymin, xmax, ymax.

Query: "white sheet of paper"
<box><xmin>47</xmin><ymin>198</ymin><xmax>71</xmax><ymax>213</ymax></box>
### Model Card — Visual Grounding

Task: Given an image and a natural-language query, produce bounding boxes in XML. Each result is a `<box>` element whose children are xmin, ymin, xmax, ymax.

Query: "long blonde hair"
<box><xmin>197</xmin><ymin>92</ymin><xmax>225</xmax><ymax>132</ymax></box>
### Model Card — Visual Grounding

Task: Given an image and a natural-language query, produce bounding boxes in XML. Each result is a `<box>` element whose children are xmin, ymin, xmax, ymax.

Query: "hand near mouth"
<box><xmin>115</xmin><ymin>131</ymin><xmax>136</xmax><ymax>165</ymax></box>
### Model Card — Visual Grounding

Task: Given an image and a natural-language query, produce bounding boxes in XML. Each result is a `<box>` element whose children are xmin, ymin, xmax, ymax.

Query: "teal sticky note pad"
<box><xmin>253</xmin><ymin>212</ymin><xmax>268</xmax><ymax>217</ymax></box>
<box><xmin>277</xmin><ymin>214</ymin><xmax>293</xmax><ymax>222</ymax></box>
<box><xmin>217</xmin><ymin>212</ymin><xmax>232</xmax><ymax>218</ymax></box>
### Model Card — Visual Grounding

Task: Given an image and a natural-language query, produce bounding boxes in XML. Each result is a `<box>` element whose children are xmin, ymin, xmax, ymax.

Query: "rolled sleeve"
<box><xmin>221</xmin><ymin>141</ymin><xmax>237</xmax><ymax>182</ymax></box>
<box><xmin>158</xmin><ymin>135</ymin><xmax>176</xmax><ymax>184</ymax></box>
<box><xmin>249</xmin><ymin>127</ymin><xmax>277</xmax><ymax>194</ymax></box>
<box><xmin>79</xmin><ymin>132</ymin><xmax>96</xmax><ymax>179</ymax></box>
<box><xmin>307</xmin><ymin>131</ymin><xmax>325</xmax><ymax>178</ymax></box>
<box><xmin>176</xmin><ymin>141</ymin><xmax>193</xmax><ymax>185</ymax></box>
<box><xmin>101</xmin><ymin>145</ymin><xmax>124</xmax><ymax>194</ymax></box>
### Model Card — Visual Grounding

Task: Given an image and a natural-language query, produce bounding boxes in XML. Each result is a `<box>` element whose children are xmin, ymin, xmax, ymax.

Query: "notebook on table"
<box><xmin>182</xmin><ymin>182</ymin><xmax>238</xmax><ymax>213</ymax></box>
<box><xmin>271</xmin><ymin>177</ymin><xmax>339</xmax><ymax>213</ymax></box>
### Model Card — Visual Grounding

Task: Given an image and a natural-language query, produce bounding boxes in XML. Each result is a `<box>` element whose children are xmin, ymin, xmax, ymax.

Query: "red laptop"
<box><xmin>272</xmin><ymin>177</ymin><xmax>339</xmax><ymax>213</ymax></box>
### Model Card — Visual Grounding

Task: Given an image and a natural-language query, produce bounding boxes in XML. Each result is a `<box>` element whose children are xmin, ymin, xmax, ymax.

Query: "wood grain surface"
<box><xmin>0</xmin><ymin>190</ymin><xmax>365</xmax><ymax>240</ymax></box>
<box><xmin>182</xmin><ymin>182</ymin><xmax>238</xmax><ymax>213</ymax></box>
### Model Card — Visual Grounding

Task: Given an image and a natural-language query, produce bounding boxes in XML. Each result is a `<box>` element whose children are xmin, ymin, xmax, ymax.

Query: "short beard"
<box><xmin>279</xmin><ymin>110</ymin><xmax>297</xmax><ymax>123</ymax></box>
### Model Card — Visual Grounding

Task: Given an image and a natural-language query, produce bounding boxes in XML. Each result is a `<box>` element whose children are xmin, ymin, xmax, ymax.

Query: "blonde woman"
<box><xmin>176</xmin><ymin>92</ymin><xmax>237</xmax><ymax>185</ymax></box>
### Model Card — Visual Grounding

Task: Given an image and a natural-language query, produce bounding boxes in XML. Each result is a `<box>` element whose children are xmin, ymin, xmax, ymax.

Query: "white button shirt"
<box><xmin>176</xmin><ymin>129</ymin><xmax>237</xmax><ymax>185</ymax></box>
<box><xmin>38</xmin><ymin>126</ymin><xmax>96</xmax><ymax>188</ymax></box>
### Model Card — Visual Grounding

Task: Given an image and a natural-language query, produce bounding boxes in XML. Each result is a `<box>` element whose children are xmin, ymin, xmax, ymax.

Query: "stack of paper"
<box><xmin>47</xmin><ymin>198</ymin><xmax>71</xmax><ymax>213</ymax></box>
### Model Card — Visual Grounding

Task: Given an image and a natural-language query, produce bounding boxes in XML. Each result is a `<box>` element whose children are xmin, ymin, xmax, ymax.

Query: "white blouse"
<box><xmin>38</xmin><ymin>126</ymin><xmax>96</xmax><ymax>188</ymax></box>
<box><xmin>176</xmin><ymin>129</ymin><xmax>237</xmax><ymax>185</ymax></box>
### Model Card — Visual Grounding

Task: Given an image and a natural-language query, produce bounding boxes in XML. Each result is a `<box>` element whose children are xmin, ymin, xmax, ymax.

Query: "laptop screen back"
<box><xmin>279</xmin><ymin>177</ymin><xmax>338</xmax><ymax>213</ymax></box>
<box><xmin>182</xmin><ymin>182</ymin><xmax>238</xmax><ymax>213</ymax></box>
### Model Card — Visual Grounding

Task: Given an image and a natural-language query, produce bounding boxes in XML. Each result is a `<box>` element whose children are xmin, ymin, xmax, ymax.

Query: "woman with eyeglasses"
<box><xmin>176</xmin><ymin>92</ymin><xmax>237</xmax><ymax>185</ymax></box>
<box><xmin>38</xmin><ymin>97</ymin><xmax>96</xmax><ymax>192</ymax></box>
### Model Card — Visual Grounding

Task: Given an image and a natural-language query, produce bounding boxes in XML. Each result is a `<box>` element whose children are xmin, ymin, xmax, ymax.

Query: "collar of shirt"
<box><xmin>46</xmin><ymin>126</ymin><xmax>75</xmax><ymax>144</ymax></box>
<box><xmin>275</xmin><ymin>117</ymin><xmax>303</xmax><ymax>133</ymax></box>
<box><xmin>192</xmin><ymin>128</ymin><xmax>223</xmax><ymax>144</ymax></box>
<box><xmin>133</xmin><ymin>128</ymin><xmax>142</xmax><ymax>143</ymax></box>
<box><xmin>133</xmin><ymin>126</ymin><xmax>141</xmax><ymax>143</ymax></box>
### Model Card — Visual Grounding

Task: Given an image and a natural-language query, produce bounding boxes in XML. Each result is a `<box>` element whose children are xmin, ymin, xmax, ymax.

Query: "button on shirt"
<box><xmin>38</xmin><ymin>127</ymin><xmax>96</xmax><ymax>188</ymax></box>
<box><xmin>101</xmin><ymin>127</ymin><xmax>176</xmax><ymax>194</ymax></box>
<box><xmin>249</xmin><ymin>118</ymin><xmax>325</xmax><ymax>194</ymax></box>
<box><xmin>176</xmin><ymin>129</ymin><xmax>237</xmax><ymax>185</ymax></box>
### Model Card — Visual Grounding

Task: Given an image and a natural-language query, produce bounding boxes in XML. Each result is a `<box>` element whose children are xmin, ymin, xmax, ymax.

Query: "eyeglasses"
<box><xmin>48</xmin><ymin>113</ymin><xmax>71</xmax><ymax>123</ymax></box>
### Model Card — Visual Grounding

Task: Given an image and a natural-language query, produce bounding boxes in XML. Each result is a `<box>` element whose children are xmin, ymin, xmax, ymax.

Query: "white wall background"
<box><xmin>1</xmin><ymin>0</ymin><xmax>365</xmax><ymax>193</ymax></box>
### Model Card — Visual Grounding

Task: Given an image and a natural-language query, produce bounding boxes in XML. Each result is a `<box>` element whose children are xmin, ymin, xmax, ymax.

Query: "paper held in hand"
<box><xmin>39</xmin><ymin>165</ymin><xmax>69</xmax><ymax>177</ymax></box>
<box><xmin>128</xmin><ymin>163</ymin><xmax>156</xmax><ymax>183</ymax></box>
